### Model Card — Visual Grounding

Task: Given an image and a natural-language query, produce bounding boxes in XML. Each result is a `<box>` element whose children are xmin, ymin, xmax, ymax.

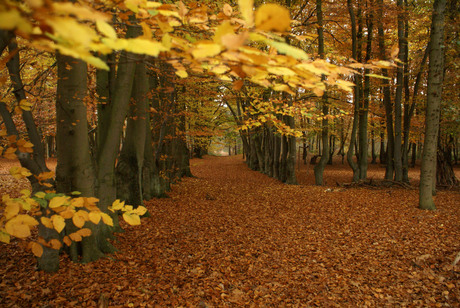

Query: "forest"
<box><xmin>0</xmin><ymin>0</ymin><xmax>459</xmax><ymax>306</ymax></box>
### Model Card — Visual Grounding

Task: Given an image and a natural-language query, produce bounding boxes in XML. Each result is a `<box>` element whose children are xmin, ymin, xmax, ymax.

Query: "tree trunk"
<box><xmin>419</xmin><ymin>0</ymin><xmax>446</xmax><ymax>210</ymax></box>
<box><xmin>313</xmin><ymin>0</ymin><xmax>330</xmax><ymax>185</ymax></box>
<box><xmin>116</xmin><ymin>61</ymin><xmax>149</xmax><ymax>207</ymax></box>
<box><xmin>55</xmin><ymin>54</ymin><xmax>106</xmax><ymax>269</ymax></box>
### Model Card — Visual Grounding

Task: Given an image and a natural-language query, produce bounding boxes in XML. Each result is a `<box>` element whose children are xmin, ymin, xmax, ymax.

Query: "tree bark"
<box><xmin>419</xmin><ymin>0</ymin><xmax>446</xmax><ymax>210</ymax></box>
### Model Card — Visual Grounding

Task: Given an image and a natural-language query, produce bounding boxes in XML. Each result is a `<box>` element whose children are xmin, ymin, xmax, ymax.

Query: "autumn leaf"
<box><xmin>111</xmin><ymin>199</ymin><xmax>125</xmax><ymax>211</ymax></box>
<box><xmin>40</xmin><ymin>217</ymin><xmax>54</xmax><ymax>229</ymax></box>
<box><xmin>238</xmin><ymin>0</ymin><xmax>254</xmax><ymax>27</ymax></box>
<box><xmin>4</xmin><ymin>147</ymin><xmax>17</xmax><ymax>160</ymax></box>
<box><xmin>49</xmin><ymin>196</ymin><xmax>69</xmax><ymax>208</ymax></box>
<box><xmin>0</xmin><ymin>231</ymin><xmax>11</xmax><ymax>244</ymax></box>
<box><xmin>9</xmin><ymin>167</ymin><xmax>32</xmax><ymax>179</ymax></box>
<box><xmin>4</xmin><ymin>200</ymin><xmax>20</xmax><ymax>220</ymax></box>
<box><xmin>51</xmin><ymin>214</ymin><xmax>65</xmax><ymax>233</ymax></box>
<box><xmin>77</xmin><ymin>228</ymin><xmax>92</xmax><ymax>237</ymax></box>
<box><xmin>88</xmin><ymin>211</ymin><xmax>101</xmax><ymax>224</ymax></box>
<box><xmin>16</xmin><ymin>139</ymin><xmax>34</xmax><ymax>153</ymax></box>
<box><xmin>123</xmin><ymin>212</ymin><xmax>141</xmax><ymax>226</ymax></box>
<box><xmin>255</xmin><ymin>4</ymin><xmax>290</xmax><ymax>32</ymax></box>
<box><xmin>29</xmin><ymin>242</ymin><xmax>43</xmax><ymax>257</ymax></box>
<box><xmin>191</xmin><ymin>43</ymin><xmax>222</xmax><ymax>59</ymax></box>
<box><xmin>100</xmin><ymin>213</ymin><xmax>113</xmax><ymax>226</ymax></box>
<box><xmin>72</xmin><ymin>210</ymin><xmax>89</xmax><ymax>228</ymax></box>
<box><xmin>175</xmin><ymin>70</ymin><xmax>188</xmax><ymax>78</ymax></box>
<box><xmin>19</xmin><ymin>99</ymin><xmax>33</xmax><ymax>111</ymax></box>
<box><xmin>63</xmin><ymin>236</ymin><xmax>71</xmax><ymax>246</ymax></box>
<box><xmin>5</xmin><ymin>215</ymin><xmax>39</xmax><ymax>239</ymax></box>
<box><xmin>96</xmin><ymin>20</ymin><xmax>117</xmax><ymax>39</ymax></box>
<box><xmin>48</xmin><ymin>239</ymin><xmax>62</xmax><ymax>250</ymax></box>
<box><xmin>69</xmin><ymin>232</ymin><xmax>82</xmax><ymax>242</ymax></box>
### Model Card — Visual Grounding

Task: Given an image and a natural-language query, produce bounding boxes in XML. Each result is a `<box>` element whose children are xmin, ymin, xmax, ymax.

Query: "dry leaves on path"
<box><xmin>0</xmin><ymin>155</ymin><xmax>459</xmax><ymax>307</ymax></box>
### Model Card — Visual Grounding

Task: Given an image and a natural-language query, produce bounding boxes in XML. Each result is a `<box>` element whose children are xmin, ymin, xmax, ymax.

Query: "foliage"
<box><xmin>0</xmin><ymin>172</ymin><xmax>147</xmax><ymax>258</ymax></box>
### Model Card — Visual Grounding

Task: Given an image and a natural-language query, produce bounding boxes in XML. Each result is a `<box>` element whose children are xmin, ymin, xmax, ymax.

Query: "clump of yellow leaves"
<box><xmin>0</xmin><ymin>188</ymin><xmax>147</xmax><ymax>258</ymax></box>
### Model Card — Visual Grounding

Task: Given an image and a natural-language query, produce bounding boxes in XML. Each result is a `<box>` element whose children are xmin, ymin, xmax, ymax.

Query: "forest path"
<box><xmin>124</xmin><ymin>155</ymin><xmax>459</xmax><ymax>306</ymax></box>
<box><xmin>1</xmin><ymin>155</ymin><xmax>459</xmax><ymax>307</ymax></box>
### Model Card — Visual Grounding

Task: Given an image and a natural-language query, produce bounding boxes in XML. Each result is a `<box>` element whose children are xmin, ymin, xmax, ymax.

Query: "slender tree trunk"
<box><xmin>419</xmin><ymin>0</ymin><xmax>446</xmax><ymax>210</ymax></box>
<box><xmin>314</xmin><ymin>0</ymin><xmax>330</xmax><ymax>185</ymax></box>
<box><xmin>346</xmin><ymin>0</ymin><xmax>360</xmax><ymax>182</ymax></box>
<box><xmin>376</xmin><ymin>0</ymin><xmax>395</xmax><ymax>180</ymax></box>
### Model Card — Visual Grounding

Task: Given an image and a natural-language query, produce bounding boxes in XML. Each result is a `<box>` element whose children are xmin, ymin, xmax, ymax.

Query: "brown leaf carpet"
<box><xmin>0</xmin><ymin>155</ymin><xmax>459</xmax><ymax>307</ymax></box>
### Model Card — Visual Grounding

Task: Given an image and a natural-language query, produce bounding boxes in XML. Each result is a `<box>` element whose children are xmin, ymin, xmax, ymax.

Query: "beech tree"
<box><xmin>419</xmin><ymin>0</ymin><xmax>447</xmax><ymax>210</ymax></box>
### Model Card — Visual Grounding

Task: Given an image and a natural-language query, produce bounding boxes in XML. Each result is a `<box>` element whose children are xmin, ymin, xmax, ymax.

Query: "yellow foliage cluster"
<box><xmin>0</xmin><ymin>188</ymin><xmax>147</xmax><ymax>258</ymax></box>
<box><xmin>0</xmin><ymin>0</ymin><xmax>355</xmax><ymax>98</ymax></box>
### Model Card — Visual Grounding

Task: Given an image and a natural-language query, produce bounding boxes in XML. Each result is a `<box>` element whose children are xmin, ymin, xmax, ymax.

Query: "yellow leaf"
<box><xmin>191</xmin><ymin>43</ymin><xmax>222</xmax><ymax>59</ymax></box>
<box><xmin>0</xmin><ymin>10</ymin><xmax>32</xmax><ymax>33</ymax></box>
<box><xmin>221</xmin><ymin>32</ymin><xmax>249</xmax><ymax>51</ymax></box>
<box><xmin>211</xmin><ymin>64</ymin><xmax>230</xmax><ymax>75</ymax></box>
<box><xmin>47</xmin><ymin>17</ymin><xmax>98</xmax><ymax>48</ymax></box>
<box><xmin>4</xmin><ymin>201</ymin><xmax>20</xmax><ymax>220</ymax></box>
<box><xmin>51</xmin><ymin>215</ymin><xmax>66</xmax><ymax>233</ymax></box>
<box><xmin>255</xmin><ymin>4</ymin><xmax>291</xmax><ymax>32</ymax></box>
<box><xmin>29</xmin><ymin>242</ymin><xmax>43</xmax><ymax>257</ymax></box>
<box><xmin>71</xmin><ymin>198</ymin><xmax>85</xmax><ymax>208</ymax></box>
<box><xmin>5</xmin><ymin>217</ymin><xmax>34</xmax><ymax>239</ymax></box>
<box><xmin>0</xmin><ymin>231</ymin><xmax>10</xmax><ymax>244</ymax></box>
<box><xmin>84</xmin><ymin>197</ymin><xmax>99</xmax><ymax>207</ymax></box>
<box><xmin>40</xmin><ymin>217</ymin><xmax>54</xmax><ymax>229</ymax></box>
<box><xmin>123</xmin><ymin>213</ymin><xmax>141</xmax><ymax>226</ymax></box>
<box><xmin>19</xmin><ymin>99</ymin><xmax>33</xmax><ymax>111</ymax></box>
<box><xmin>4</xmin><ymin>147</ymin><xmax>17</xmax><ymax>160</ymax></box>
<box><xmin>365</xmin><ymin>73</ymin><xmax>391</xmax><ymax>80</ymax></box>
<box><xmin>96</xmin><ymin>20</ymin><xmax>117</xmax><ymax>39</ymax></box>
<box><xmin>48</xmin><ymin>239</ymin><xmax>62</xmax><ymax>250</ymax></box>
<box><xmin>72</xmin><ymin>210</ymin><xmax>89</xmax><ymax>228</ymax></box>
<box><xmin>124</xmin><ymin>38</ymin><xmax>168</xmax><ymax>57</ymax></box>
<box><xmin>100</xmin><ymin>213</ymin><xmax>113</xmax><ymax>226</ymax></box>
<box><xmin>267</xmin><ymin>67</ymin><xmax>296</xmax><ymax>76</ymax></box>
<box><xmin>125</xmin><ymin>0</ymin><xmax>146</xmax><ymax>12</ymax></box>
<box><xmin>77</xmin><ymin>228</ymin><xmax>92</xmax><ymax>237</ymax></box>
<box><xmin>133</xmin><ymin>206</ymin><xmax>147</xmax><ymax>216</ymax></box>
<box><xmin>267</xmin><ymin>40</ymin><xmax>309</xmax><ymax>60</ymax></box>
<box><xmin>238</xmin><ymin>0</ymin><xmax>254</xmax><ymax>27</ymax></box>
<box><xmin>49</xmin><ymin>196</ymin><xmax>69</xmax><ymax>208</ymax></box>
<box><xmin>9</xmin><ymin>166</ymin><xmax>32</xmax><ymax>179</ymax></box>
<box><xmin>52</xmin><ymin>2</ymin><xmax>109</xmax><ymax>21</ymax></box>
<box><xmin>296</xmin><ymin>62</ymin><xmax>329</xmax><ymax>75</ymax></box>
<box><xmin>175</xmin><ymin>70</ymin><xmax>188</xmax><ymax>78</ymax></box>
<box><xmin>37</xmin><ymin>171</ymin><xmax>54</xmax><ymax>182</ymax></box>
<box><xmin>335</xmin><ymin>79</ymin><xmax>355</xmax><ymax>92</ymax></box>
<box><xmin>89</xmin><ymin>211</ymin><xmax>101</xmax><ymax>224</ymax></box>
<box><xmin>35</xmin><ymin>192</ymin><xmax>46</xmax><ymax>199</ymax></box>
<box><xmin>214</xmin><ymin>21</ymin><xmax>234</xmax><ymax>44</ymax></box>
<box><xmin>59</xmin><ymin>208</ymin><xmax>75</xmax><ymax>219</ymax></box>
<box><xmin>17</xmin><ymin>139</ymin><xmax>34</xmax><ymax>153</ymax></box>
<box><xmin>111</xmin><ymin>199</ymin><xmax>125</xmax><ymax>211</ymax></box>
<box><xmin>69</xmin><ymin>232</ymin><xmax>82</xmax><ymax>242</ymax></box>
<box><xmin>157</xmin><ymin>10</ymin><xmax>181</xmax><ymax>19</ymax></box>
<box><xmin>162</xmin><ymin>33</ymin><xmax>172</xmax><ymax>50</ymax></box>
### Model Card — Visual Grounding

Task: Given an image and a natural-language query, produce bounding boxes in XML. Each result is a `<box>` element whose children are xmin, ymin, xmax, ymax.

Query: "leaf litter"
<box><xmin>0</xmin><ymin>155</ymin><xmax>459</xmax><ymax>307</ymax></box>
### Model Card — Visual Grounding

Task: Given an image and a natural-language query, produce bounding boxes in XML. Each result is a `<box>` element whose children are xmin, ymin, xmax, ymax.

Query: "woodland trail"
<box><xmin>1</xmin><ymin>155</ymin><xmax>459</xmax><ymax>307</ymax></box>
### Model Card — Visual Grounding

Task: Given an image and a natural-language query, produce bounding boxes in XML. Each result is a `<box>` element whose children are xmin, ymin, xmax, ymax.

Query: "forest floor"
<box><xmin>0</xmin><ymin>155</ymin><xmax>459</xmax><ymax>307</ymax></box>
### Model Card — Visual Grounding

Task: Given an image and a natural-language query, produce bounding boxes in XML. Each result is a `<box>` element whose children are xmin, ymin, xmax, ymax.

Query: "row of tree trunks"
<box><xmin>0</xmin><ymin>18</ymin><xmax>193</xmax><ymax>271</ymax></box>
